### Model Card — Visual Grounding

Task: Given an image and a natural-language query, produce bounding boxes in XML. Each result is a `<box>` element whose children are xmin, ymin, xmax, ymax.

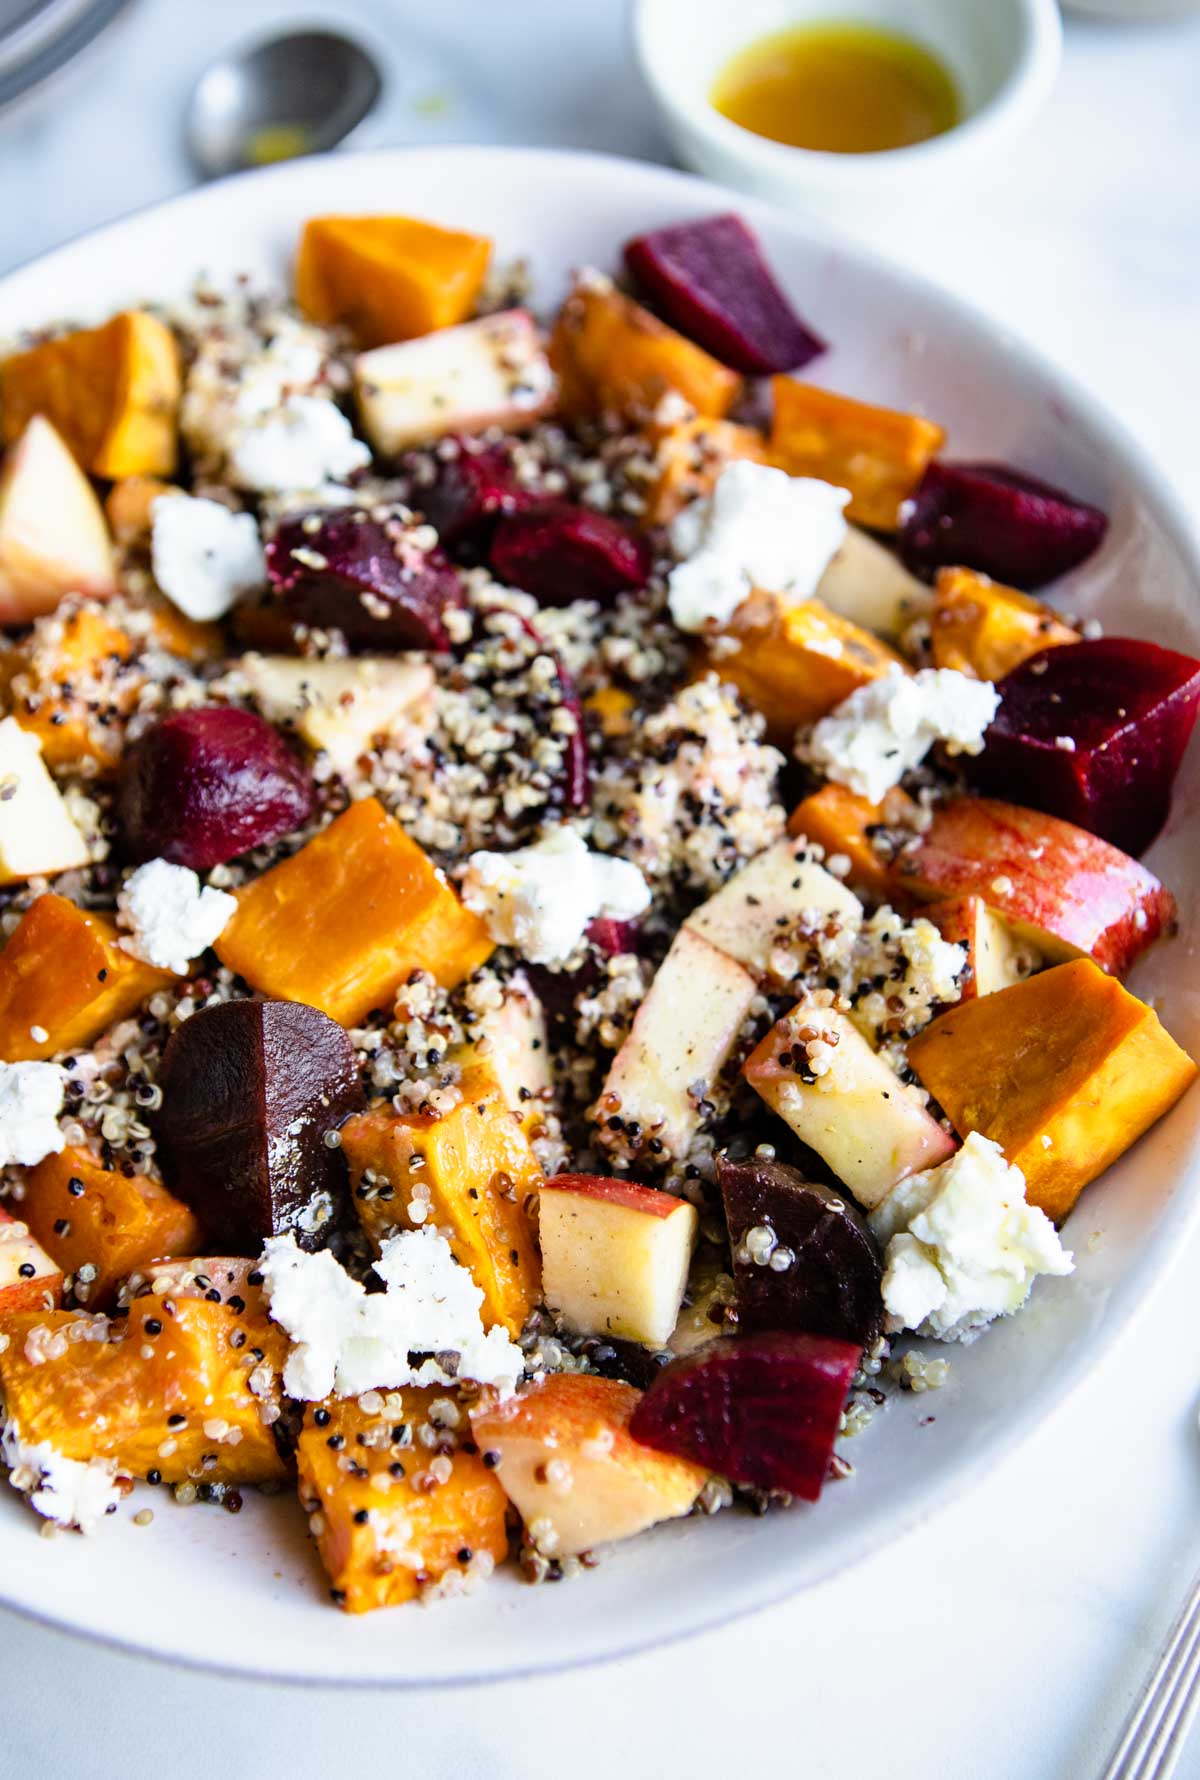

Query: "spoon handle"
<box><xmin>1101</xmin><ymin>1566</ymin><xmax>1200</xmax><ymax>1780</ymax></box>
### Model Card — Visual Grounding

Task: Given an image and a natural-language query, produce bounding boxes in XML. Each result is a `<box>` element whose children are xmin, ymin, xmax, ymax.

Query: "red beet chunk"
<box><xmin>971</xmin><ymin>637</ymin><xmax>1200</xmax><ymax>856</ymax></box>
<box><xmin>155</xmin><ymin>999</ymin><xmax>364</xmax><ymax>1253</ymax></box>
<box><xmin>265</xmin><ymin>509</ymin><xmax>465</xmax><ymax>651</ymax></box>
<box><xmin>585</xmin><ymin>916</ymin><xmax>642</xmax><ymax>957</ymax></box>
<box><xmin>717</xmin><ymin>1154</ymin><xmax>883</xmax><ymax>1347</ymax></box>
<box><xmin>489</xmin><ymin>505</ymin><xmax>652</xmax><ymax>607</ymax></box>
<box><xmin>900</xmin><ymin>461</ymin><xmax>1108</xmax><ymax>590</ymax></box>
<box><xmin>624</xmin><ymin>213</ymin><xmax>825</xmax><ymax>375</ymax></box>
<box><xmin>629</xmin><ymin>1332</ymin><xmax>860</xmax><ymax>1502</ymax></box>
<box><xmin>418</xmin><ymin>440</ymin><xmax>544</xmax><ymax>550</ymax></box>
<box><xmin>117</xmin><ymin>707</ymin><xmax>315</xmax><ymax>871</ymax></box>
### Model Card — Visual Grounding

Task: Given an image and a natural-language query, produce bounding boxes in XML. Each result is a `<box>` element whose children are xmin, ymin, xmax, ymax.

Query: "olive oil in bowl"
<box><xmin>711</xmin><ymin>20</ymin><xmax>961</xmax><ymax>155</ymax></box>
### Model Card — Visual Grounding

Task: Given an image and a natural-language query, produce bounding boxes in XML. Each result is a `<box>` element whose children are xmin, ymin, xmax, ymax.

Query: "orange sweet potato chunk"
<box><xmin>296</xmin><ymin>215</ymin><xmax>492</xmax><ymax>348</ymax></box>
<box><xmin>104</xmin><ymin>474</ymin><xmax>177</xmax><ymax>543</ymax></box>
<box><xmin>0</xmin><ymin>893</ymin><xmax>172</xmax><ymax>1063</ymax></box>
<box><xmin>702</xmin><ymin>594</ymin><xmax>909</xmax><ymax>744</ymax></box>
<box><xmin>641</xmin><ymin>415</ymin><xmax>766</xmax><ymax>526</ymax></box>
<box><xmin>0</xmin><ymin>311</ymin><xmax>182</xmax><ymax>478</ymax></box>
<box><xmin>341</xmin><ymin>1059</ymin><xmax>541</xmax><ymax>1337</ymax></box>
<box><xmin>21</xmin><ymin>1146</ymin><xmax>204</xmax><ymax>1310</ymax></box>
<box><xmin>787</xmin><ymin>782</ymin><xmax>919</xmax><ymax>901</ymax></box>
<box><xmin>551</xmin><ymin>282</ymin><xmax>740</xmax><ymax>425</ymax></box>
<box><xmin>930</xmin><ymin>567</ymin><xmax>1080</xmax><ymax>681</ymax></box>
<box><xmin>0</xmin><ymin>1296</ymin><xmax>287</xmax><ymax>1485</ymax></box>
<box><xmin>769</xmin><ymin>377</ymin><xmax>945</xmax><ymax>531</ymax></box>
<box><xmin>215</xmin><ymin>797</ymin><xmax>494</xmax><ymax>1026</ymax></box>
<box><xmin>908</xmin><ymin>958</ymin><xmax>1198</xmax><ymax>1222</ymax></box>
<box><xmin>0</xmin><ymin>606</ymin><xmax>136</xmax><ymax>771</ymax></box>
<box><xmin>296</xmin><ymin>1391</ymin><xmax>509</xmax><ymax>1612</ymax></box>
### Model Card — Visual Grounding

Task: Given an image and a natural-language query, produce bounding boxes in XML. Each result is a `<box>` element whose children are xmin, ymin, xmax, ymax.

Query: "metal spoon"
<box><xmin>185</xmin><ymin>26</ymin><xmax>383</xmax><ymax>181</ymax></box>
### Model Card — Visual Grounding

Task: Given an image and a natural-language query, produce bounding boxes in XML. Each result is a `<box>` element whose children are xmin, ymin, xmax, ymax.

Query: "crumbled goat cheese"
<box><xmin>462</xmin><ymin>826</ymin><xmax>651</xmax><ymax>965</ymax></box>
<box><xmin>0</xmin><ymin>1060</ymin><xmax>66</xmax><ymax>1167</ymax></box>
<box><xmin>229</xmin><ymin>395</ymin><xmax>370</xmax><ymax>495</ymax></box>
<box><xmin>257</xmin><ymin>1228</ymin><xmax>523</xmax><ymax>1400</ymax></box>
<box><xmin>117</xmin><ymin>858</ymin><xmax>237</xmax><ymax>975</ymax></box>
<box><xmin>1</xmin><ymin>1422</ymin><xmax>123</xmax><ymax>1532</ymax></box>
<box><xmin>800</xmin><ymin>665</ymin><xmax>1000</xmax><ymax>803</ymax></box>
<box><xmin>667</xmin><ymin>461</ymin><xmax>850</xmax><ymax>632</ymax></box>
<box><xmin>869</xmin><ymin>1132</ymin><xmax>1073</xmax><ymax>1341</ymax></box>
<box><xmin>151</xmin><ymin>493</ymin><xmax>267</xmax><ymax>621</ymax></box>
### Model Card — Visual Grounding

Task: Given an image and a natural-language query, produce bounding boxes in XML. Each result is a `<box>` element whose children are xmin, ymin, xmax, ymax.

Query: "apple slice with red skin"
<box><xmin>539</xmin><ymin>1173</ymin><xmax>698</xmax><ymax>1348</ymax></box>
<box><xmin>629</xmin><ymin>1332</ymin><xmax>861</xmax><ymax>1502</ymax></box>
<box><xmin>970</xmin><ymin>638</ymin><xmax>1200</xmax><ymax>857</ymax></box>
<box><xmin>893</xmin><ymin>797</ymin><xmax>1174</xmax><ymax>977</ymax></box>
<box><xmin>0</xmin><ymin>1206</ymin><xmax>63</xmax><ymax>1315</ymax></box>
<box><xmin>0</xmin><ymin>416</ymin><xmax>116</xmax><ymax>622</ymax></box>
<box><xmin>927</xmin><ymin>895</ymin><xmax>1040</xmax><ymax>1001</ymax></box>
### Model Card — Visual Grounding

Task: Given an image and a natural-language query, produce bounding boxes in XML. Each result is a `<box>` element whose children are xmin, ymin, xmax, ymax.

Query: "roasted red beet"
<box><xmin>417</xmin><ymin>439</ymin><xmax>545</xmax><ymax>550</ymax></box>
<box><xmin>971</xmin><ymin>637</ymin><xmax>1200</xmax><ymax>856</ymax></box>
<box><xmin>899</xmin><ymin>461</ymin><xmax>1108</xmax><ymax>590</ymax></box>
<box><xmin>629</xmin><ymin>1332</ymin><xmax>861</xmax><ymax>1501</ymax></box>
<box><xmin>585</xmin><ymin>916</ymin><xmax>642</xmax><ymax>957</ymax></box>
<box><xmin>155</xmin><ymin>999</ymin><xmax>365</xmax><ymax>1253</ymax></box>
<box><xmin>116</xmin><ymin>707</ymin><xmax>315</xmax><ymax>871</ymax></box>
<box><xmin>489</xmin><ymin>505</ymin><xmax>652</xmax><ymax>607</ymax></box>
<box><xmin>624</xmin><ymin>213</ymin><xmax>825</xmax><ymax>375</ymax></box>
<box><xmin>717</xmin><ymin>1154</ymin><xmax>883</xmax><ymax>1347</ymax></box>
<box><xmin>263</xmin><ymin>508</ymin><xmax>465</xmax><ymax>651</ymax></box>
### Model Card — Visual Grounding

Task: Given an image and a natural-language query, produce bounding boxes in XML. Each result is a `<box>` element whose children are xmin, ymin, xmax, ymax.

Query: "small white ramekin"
<box><xmin>632</xmin><ymin>0</ymin><xmax>1063</xmax><ymax>241</ymax></box>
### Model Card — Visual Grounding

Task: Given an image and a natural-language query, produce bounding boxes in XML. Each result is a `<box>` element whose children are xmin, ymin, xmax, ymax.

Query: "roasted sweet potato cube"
<box><xmin>1</xmin><ymin>607</ymin><xmax>136</xmax><ymax>772</ymax></box>
<box><xmin>0</xmin><ymin>1206</ymin><xmax>63</xmax><ymax>1315</ymax></box>
<box><xmin>0</xmin><ymin>311</ymin><xmax>182</xmax><ymax>478</ymax></box>
<box><xmin>296</xmin><ymin>1391</ymin><xmax>509</xmax><ymax>1613</ymax></box>
<box><xmin>0</xmin><ymin>1296</ymin><xmax>287</xmax><ymax>1484</ymax></box>
<box><xmin>787</xmin><ymin>783</ymin><xmax>919</xmax><ymax>902</ymax></box>
<box><xmin>641</xmin><ymin>415</ymin><xmax>766</xmax><ymax>526</ymax></box>
<box><xmin>215</xmin><ymin>798</ymin><xmax>494</xmax><ymax>1026</ymax></box>
<box><xmin>104</xmin><ymin>474</ymin><xmax>177</xmax><ymax>544</ymax></box>
<box><xmin>117</xmin><ymin>1254</ymin><xmax>268</xmax><ymax>1323</ymax></box>
<box><xmin>908</xmin><ymin>959</ymin><xmax>1197</xmax><ymax>1222</ymax></box>
<box><xmin>295</xmin><ymin>215</ymin><xmax>492</xmax><ymax>348</ymax></box>
<box><xmin>551</xmin><ymin>281</ymin><xmax>740</xmax><ymax>425</ymax></box>
<box><xmin>702</xmin><ymin>593</ymin><xmax>909</xmax><ymax>744</ymax></box>
<box><xmin>0</xmin><ymin>893</ymin><xmax>172</xmax><ymax>1063</ymax></box>
<box><xmin>930</xmin><ymin>566</ymin><xmax>1079</xmax><ymax>681</ymax></box>
<box><xmin>340</xmin><ymin>1059</ymin><xmax>541</xmax><ymax>1337</ymax></box>
<box><xmin>21</xmin><ymin>1146</ymin><xmax>203</xmax><ymax>1309</ymax></box>
<box><xmin>769</xmin><ymin>377</ymin><xmax>945</xmax><ymax>531</ymax></box>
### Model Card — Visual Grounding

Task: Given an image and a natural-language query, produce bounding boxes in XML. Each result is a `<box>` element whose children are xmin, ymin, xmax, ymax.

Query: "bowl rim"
<box><xmin>0</xmin><ymin>142</ymin><xmax>1197</xmax><ymax>1687</ymax></box>
<box><xmin>631</xmin><ymin>0</ymin><xmax>1064</xmax><ymax>182</ymax></box>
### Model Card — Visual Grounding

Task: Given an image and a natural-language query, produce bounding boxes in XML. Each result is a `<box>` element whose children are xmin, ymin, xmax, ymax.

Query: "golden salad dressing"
<box><xmin>711</xmin><ymin>20</ymin><xmax>961</xmax><ymax>155</ymax></box>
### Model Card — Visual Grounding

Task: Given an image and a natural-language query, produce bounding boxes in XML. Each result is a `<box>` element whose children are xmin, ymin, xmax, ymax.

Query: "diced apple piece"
<box><xmin>596</xmin><ymin>928</ymin><xmax>758</xmax><ymax>1162</ymax></box>
<box><xmin>629</xmin><ymin>1332</ymin><xmax>860</xmax><ymax>1502</ymax></box>
<box><xmin>927</xmin><ymin>895</ymin><xmax>1040</xmax><ymax>1000</ymax></box>
<box><xmin>463</xmin><ymin>972</ymin><xmax>555</xmax><ymax>1138</ymax></box>
<box><xmin>539</xmin><ymin>1173</ymin><xmax>699</xmax><ymax>1347</ymax></box>
<box><xmin>894</xmin><ymin>797</ymin><xmax>1174</xmax><ymax>977</ymax></box>
<box><xmin>788</xmin><ymin>783</ymin><xmax>921</xmax><ymax>903</ymax></box>
<box><xmin>0</xmin><ymin>417</ymin><xmax>115</xmax><ymax>622</ymax></box>
<box><xmin>908</xmin><ymin>958</ymin><xmax>1197</xmax><ymax>1222</ymax></box>
<box><xmin>0</xmin><ymin>1206</ymin><xmax>63</xmax><ymax>1315</ymax></box>
<box><xmin>814</xmin><ymin>526</ymin><xmax>933</xmax><ymax>640</ymax></box>
<box><xmin>471</xmin><ymin>1373</ymin><xmax>706</xmax><ymax>1556</ymax></box>
<box><xmin>0</xmin><ymin>718</ymin><xmax>91</xmax><ymax>883</ymax></box>
<box><xmin>683</xmin><ymin>835</ymin><xmax>861</xmax><ymax>985</ymax></box>
<box><xmin>239</xmin><ymin>653</ymin><xmax>435</xmax><ymax>771</ymax></box>
<box><xmin>296</xmin><ymin>1390</ymin><xmax>509</xmax><ymax>1613</ymax></box>
<box><xmin>930</xmin><ymin>566</ymin><xmax>1078</xmax><ymax>681</ymax></box>
<box><xmin>355</xmin><ymin>309</ymin><xmax>554</xmax><ymax>455</ymax></box>
<box><xmin>744</xmin><ymin>1002</ymin><xmax>956</xmax><ymax>1208</ymax></box>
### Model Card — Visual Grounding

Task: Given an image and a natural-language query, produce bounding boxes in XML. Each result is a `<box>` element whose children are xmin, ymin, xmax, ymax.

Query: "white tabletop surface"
<box><xmin>1</xmin><ymin>5</ymin><xmax>1199</xmax><ymax>1778</ymax></box>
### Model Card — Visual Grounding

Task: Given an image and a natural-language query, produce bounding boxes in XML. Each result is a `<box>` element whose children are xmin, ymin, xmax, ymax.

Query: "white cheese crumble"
<box><xmin>257</xmin><ymin>1228</ymin><xmax>523</xmax><ymax>1400</ymax></box>
<box><xmin>667</xmin><ymin>460</ymin><xmax>850</xmax><ymax>633</ymax></box>
<box><xmin>869</xmin><ymin>1132</ymin><xmax>1074</xmax><ymax>1341</ymax></box>
<box><xmin>1</xmin><ymin>1422</ymin><xmax>123</xmax><ymax>1533</ymax></box>
<box><xmin>117</xmin><ymin>858</ymin><xmax>237</xmax><ymax>975</ymax></box>
<box><xmin>0</xmin><ymin>1060</ymin><xmax>66</xmax><ymax>1167</ymax></box>
<box><xmin>800</xmin><ymin>665</ymin><xmax>1000</xmax><ymax>803</ymax></box>
<box><xmin>151</xmin><ymin>493</ymin><xmax>267</xmax><ymax>621</ymax></box>
<box><xmin>229</xmin><ymin>395</ymin><xmax>370</xmax><ymax>495</ymax></box>
<box><xmin>462</xmin><ymin>826</ymin><xmax>651</xmax><ymax>965</ymax></box>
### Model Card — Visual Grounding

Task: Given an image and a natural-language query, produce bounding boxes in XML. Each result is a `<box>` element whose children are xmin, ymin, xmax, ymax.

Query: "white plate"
<box><xmin>0</xmin><ymin>145</ymin><xmax>1197</xmax><ymax>1686</ymax></box>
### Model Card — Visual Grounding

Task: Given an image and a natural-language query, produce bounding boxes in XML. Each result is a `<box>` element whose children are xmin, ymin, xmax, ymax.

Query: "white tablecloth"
<box><xmin>1</xmin><ymin>6</ymin><xmax>1199</xmax><ymax>1777</ymax></box>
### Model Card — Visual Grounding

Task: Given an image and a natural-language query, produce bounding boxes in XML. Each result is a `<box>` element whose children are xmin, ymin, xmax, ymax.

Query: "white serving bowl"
<box><xmin>632</xmin><ymin>0</ymin><xmax>1063</xmax><ymax>238</ymax></box>
<box><xmin>0</xmin><ymin>145</ymin><xmax>1197</xmax><ymax>1686</ymax></box>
